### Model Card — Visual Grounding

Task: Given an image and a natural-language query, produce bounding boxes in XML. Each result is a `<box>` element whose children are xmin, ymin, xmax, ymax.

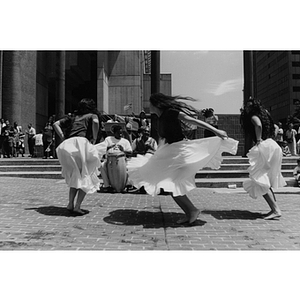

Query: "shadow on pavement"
<box><xmin>25</xmin><ymin>206</ymin><xmax>89</xmax><ymax>217</ymax></box>
<box><xmin>103</xmin><ymin>209</ymin><xmax>207</xmax><ymax>228</ymax></box>
<box><xmin>202</xmin><ymin>209</ymin><xmax>264</xmax><ymax>220</ymax></box>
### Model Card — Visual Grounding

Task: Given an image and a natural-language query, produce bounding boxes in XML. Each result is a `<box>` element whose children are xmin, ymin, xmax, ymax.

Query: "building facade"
<box><xmin>250</xmin><ymin>50</ymin><xmax>300</xmax><ymax>126</ymax></box>
<box><xmin>0</xmin><ymin>50</ymin><xmax>171</xmax><ymax>134</ymax></box>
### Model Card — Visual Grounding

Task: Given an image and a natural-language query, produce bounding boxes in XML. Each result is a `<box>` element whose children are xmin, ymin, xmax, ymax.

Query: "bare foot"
<box><xmin>189</xmin><ymin>209</ymin><xmax>200</xmax><ymax>224</ymax></box>
<box><xmin>264</xmin><ymin>211</ymin><xmax>281</xmax><ymax>220</ymax></box>
<box><xmin>177</xmin><ymin>216</ymin><xmax>189</xmax><ymax>224</ymax></box>
<box><xmin>73</xmin><ymin>208</ymin><xmax>86</xmax><ymax>215</ymax></box>
<box><xmin>67</xmin><ymin>204</ymin><xmax>74</xmax><ymax>211</ymax></box>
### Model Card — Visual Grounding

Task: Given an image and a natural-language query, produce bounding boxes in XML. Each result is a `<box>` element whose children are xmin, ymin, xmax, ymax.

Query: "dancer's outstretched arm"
<box><xmin>178</xmin><ymin>112</ymin><xmax>228</xmax><ymax>139</ymax></box>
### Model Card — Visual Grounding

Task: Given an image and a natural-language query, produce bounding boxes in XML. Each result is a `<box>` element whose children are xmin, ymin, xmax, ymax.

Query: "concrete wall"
<box><xmin>196</xmin><ymin>114</ymin><xmax>244</xmax><ymax>156</ymax></box>
<box><xmin>108</xmin><ymin>51</ymin><xmax>143</xmax><ymax>115</ymax></box>
<box><xmin>142</xmin><ymin>73</ymin><xmax>172</xmax><ymax>113</ymax></box>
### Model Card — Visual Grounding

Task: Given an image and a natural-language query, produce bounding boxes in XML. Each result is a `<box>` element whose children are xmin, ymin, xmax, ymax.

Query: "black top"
<box><xmin>60</xmin><ymin>113</ymin><xmax>95</xmax><ymax>140</ymax></box>
<box><xmin>158</xmin><ymin>108</ymin><xmax>185</xmax><ymax>144</ymax></box>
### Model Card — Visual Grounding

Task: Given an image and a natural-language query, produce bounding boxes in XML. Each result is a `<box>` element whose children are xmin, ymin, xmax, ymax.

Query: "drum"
<box><xmin>107</xmin><ymin>151</ymin><xmax>127</xmax><ymax>192</ymax></box>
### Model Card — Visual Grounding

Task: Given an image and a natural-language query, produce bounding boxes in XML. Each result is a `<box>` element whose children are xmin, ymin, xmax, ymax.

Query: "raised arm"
<box><xmin>178</xmin><ymin>112</ymin><xmax>228</xmax><ymax>139</ymax></box>
<box><xmin>251</xmin><ymin>115</ymin><xmax>262</xmax><ymax>145</ymax></box>
<box><xmin>53</xmin><ymin>120</ymin><xmax>65</xmax><ymax>141</ymax></box>
<box><xmin>91</xmin><ymin>114</ymin><xmax>99</xmax><ymax>145</ymax></box>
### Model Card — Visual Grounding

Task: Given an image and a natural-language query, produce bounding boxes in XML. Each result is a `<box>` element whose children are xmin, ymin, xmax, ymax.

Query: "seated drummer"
<box><xmin>99</xmin><ymin>125</ymin><xmax>132</xmax><ymax>193</ymax></box>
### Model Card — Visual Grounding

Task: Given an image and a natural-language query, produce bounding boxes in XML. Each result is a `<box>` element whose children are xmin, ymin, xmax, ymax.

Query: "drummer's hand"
<box><xmin>118</xmin><ymin>145</ymin><xmax>124</xmax><ymax>152</ymax></box>
<box><xmin>216</xmin><ymin>129</ymin><xmax>228</xmax><ymax>140</ymax></box>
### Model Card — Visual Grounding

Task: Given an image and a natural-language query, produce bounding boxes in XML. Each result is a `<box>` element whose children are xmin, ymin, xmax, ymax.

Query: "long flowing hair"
<box><xmin>149</xmin><ymin>93</ymin><xmax>200</xmax><ymax>117</ymax></box>
<box><xmin>240</xmin><ymin>97</ymin><xmax>275</xmax><ymax>141</ymax></box>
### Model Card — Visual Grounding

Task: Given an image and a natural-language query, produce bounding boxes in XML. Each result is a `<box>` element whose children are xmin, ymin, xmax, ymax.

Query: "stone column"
<box><xmin>0</xmin><ymin>51</ymin><xmax>3</xmax><ymax>117</ymax></box>
<box><xmin>150</xmin><ymin>51</ymin><xmax>160</xmax><ymax>142</ymax></box>
<box><xmin>55</xmin><ymin>51</ymin><xmax>66</xmax><ymax>119</ymax></box>
<box><xmin>1</xmin><ymin>51</ymin><xmax>22</xmax><ymax>122</ymax></box>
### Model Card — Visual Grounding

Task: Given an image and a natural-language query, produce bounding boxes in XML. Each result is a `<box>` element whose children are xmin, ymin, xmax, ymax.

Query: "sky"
<box><xmin>160</xmin><ymin>50</ymin><xmax>243</xmax><ymax>114</ymax></box>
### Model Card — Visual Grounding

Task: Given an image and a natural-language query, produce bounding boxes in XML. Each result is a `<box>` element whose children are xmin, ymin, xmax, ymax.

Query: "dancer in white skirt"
<box><xmin>127</xmin><ymin>93</ymin><xmax>239</xmax><ymax>224</ymax></box>
<box><xmin>53</xmin><ymin>98</ymin><xmax>104</xmax><ymax>215</ymax></box>
<box><xmin>241</xmin><ymin>97</ymin><xmax>286</xmax><ymax>220</ymax></box>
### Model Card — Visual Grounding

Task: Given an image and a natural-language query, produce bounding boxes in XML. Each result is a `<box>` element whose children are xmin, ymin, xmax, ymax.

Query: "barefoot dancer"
<box><xmin>53</xmin><ymin>98</ymin><xmax>103</xmax><ymax>215</ymax></box>
<box><xmin>241</xmin><ymin>97</ymin><xmax>286</xmax><ymax>220</ymax></box>
<box><xmin>127</xmin><ymin>93</ymin><xmax>238</xmax><ymax>224</ymax></box>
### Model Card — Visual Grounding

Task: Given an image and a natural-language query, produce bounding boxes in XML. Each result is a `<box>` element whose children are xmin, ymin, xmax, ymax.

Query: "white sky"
<box><xmin>160</xmin><ymin>50</ymin><xmax>243</xmax><ymax>114</ymax></box>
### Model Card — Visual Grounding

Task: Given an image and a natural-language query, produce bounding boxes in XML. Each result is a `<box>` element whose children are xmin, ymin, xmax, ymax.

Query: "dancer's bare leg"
<box><xmin>172</xmin><ymin>195</ymin><xmax>200</xmax><ymax>224</ymax></box>
<box><xmin>74</xmin><ymin>189</ymin><xmax>86</xmax><ymax>214</ymax></box>
<box><xmin>67</xmin><ymin>188</ymin><xmax>78</xmax><ymax>210</ymax></box>
<box><xmin>263</xmin><ymin>188</ymin><xmax>281</xmax><ymax>220</ymax></box>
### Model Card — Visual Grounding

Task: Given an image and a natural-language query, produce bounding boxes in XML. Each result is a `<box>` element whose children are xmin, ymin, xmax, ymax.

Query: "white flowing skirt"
<box><xmin>243</xmin><ymin>138</ymin><xmax>286</xmax><ymax>199</ymax></box>
<box><xmin>56</xmin><ymin>137</ymin><xmax>105</xmax><ymax>194</ymax></box>
<box><xmin>127</xmin><ymin>137</ymin><xmax>239</xmax><ymax>197</ymax></box>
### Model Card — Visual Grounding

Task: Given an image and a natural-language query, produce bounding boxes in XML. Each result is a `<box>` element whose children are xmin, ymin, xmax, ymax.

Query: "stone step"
<box><xmin>0</xmin><ymin>158</ymin><xmax>60</xmax><ymax>166</ymax></box>
<box><xmin>195</xmin><ymin>169</ymin><xmax>294</xmax><ymax>178</ymax></box>
<box><xmin>0</xmin><ymin>172</ymin><xmax>296</xmax><ymax>189</ymax></box>
<box><xmin>0</xmin><ymin>165</ymin><xmax>62</xmax><ymax>172</ymax></box>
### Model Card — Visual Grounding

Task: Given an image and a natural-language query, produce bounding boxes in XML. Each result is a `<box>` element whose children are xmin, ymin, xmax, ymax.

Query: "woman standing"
<box><xmin>285</xmin><ymin>123</ymin><xmax>297</xmax><ymax>156</ymax></box>
<box><xmin>127</xmin><ymin>93</ymin><xmax>238</xmax><ymax>225</ymax></box>
<box><xmin>42</xmin><ymin>116</ymin><xmax>55</xmax><ymax>159</ymax></box>
<box><xmin>241</xmin><ymin>97</ymin><xmax>286</xmax><ymax>220</ymax></box>
<box><xmin>53</xmin><ymin>98</ymin><xmax>102</xmax><ymax>215</ymax></box>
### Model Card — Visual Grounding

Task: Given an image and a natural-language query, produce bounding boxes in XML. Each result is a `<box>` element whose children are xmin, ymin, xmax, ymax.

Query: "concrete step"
<box><xmin>194</xmin><ymin>177</ymin><xmax>297</xmax><ymax>188</ymax></box>
<box><xmin>0</xmin><ymin>156</ymin><xmax>298</xmax><ymax>189</ymax></box>
<box><xmin>195</xmin><ymin>169</ymin><xmax>294</xmax><ymax>178</ymax></box>
<box><xmin>0</xmin><ymin>158</ymin><xmax>60</xmax><ymax>166</ymax></box>
<box><xmin>0</xmin><ymin>165</ymin><xmax>62</xmax><ymax>172</ymax></box>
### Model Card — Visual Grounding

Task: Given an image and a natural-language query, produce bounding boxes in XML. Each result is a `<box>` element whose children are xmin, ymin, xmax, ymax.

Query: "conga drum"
<box><xmin>107</xmin><ymin>150</ymin><xmax>127</xmax><ymax>192</ymax></box>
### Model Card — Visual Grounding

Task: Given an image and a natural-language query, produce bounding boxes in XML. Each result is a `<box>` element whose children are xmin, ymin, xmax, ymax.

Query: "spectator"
<box><xmin>34</xmin><ymin>131</ymin><xmax>43</xmax><ymax>158</ymax></box>
<box><xmin>26</xmin><ymin>123</ymin><xmax>36</xmax><ymax>157</ymax></box>
<box><xmin>13</xmin><ymin>122</ymin><xmax>22</xmax><ymax>157</ymax></box>
<box><xmin>42</xmin><ymin>116</ymin><xmax>55</xmax><ymax>159</ymax></box>
<box><xmin>202</xmin><ymin>108</ymin><xmax>219</xmax><ymax>138</ymax></box>
<box><xmin>285</xmin><ymin>123</ymin><xmax>297</xmax><ymax>156</ymax></box>
<box><xmin>2</xmin><ymin>120</ymin><xmax>15</xmax><ymax>158</ymax></box>
<box><xmin>0</xmin><ymin>118</ymin><xmax>6</xmax><ymax>157</ymax></box>
<box><xmin>124</xmin><ymin>116</ymin><xmax>133</xmax><ymax>144</ymax></box>
<box><xmin>18</xmin><ymin>130</ymin><xmax>25</xmax><ymax>157</ymax></box>
<box><xmin>133</xmin><ymin>111</ymin><xmax>147</xmax><ymax>128</ymax></box>
<box><xmin>281</xmin><ymin>140</ymin><xmax>291</xmax><ymax>157</ymax></box>
<box><xmin>132</xmin><ymin>127</ymin><xmax>157</xmax><ymax>156</ymax></box>
<box><xmin>275</xmin><ymin>122</ymin><xmax>284</xmax><ymax>146</ymax></box>
<box><xmin>293</xmin><ymin>158</ymin><xmax>300</xmax><ymax>187</ymax></box>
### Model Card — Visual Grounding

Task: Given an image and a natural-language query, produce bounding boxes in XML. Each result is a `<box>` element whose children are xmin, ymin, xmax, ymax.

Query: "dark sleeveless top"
<box><xmin>60</xmin><ymin>113</ymin><xmax>94</xmax><ymax>140</ymax></box>
<box><xmin>158</xmin><ymin>108</ymin><xmax>185</xmax><ymax>144</ymax></box>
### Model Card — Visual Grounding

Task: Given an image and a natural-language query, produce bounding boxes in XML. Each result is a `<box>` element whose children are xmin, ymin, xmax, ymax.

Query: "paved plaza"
<box><xmin>0</xmin><ymin>176</ymin><xmax>300</xmax><ymax>251</ymax></box>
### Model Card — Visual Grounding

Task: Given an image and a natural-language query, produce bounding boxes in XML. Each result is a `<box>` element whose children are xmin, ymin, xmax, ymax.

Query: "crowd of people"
<box><xmin>0</xmin><ymin>116</ymin><xmax>56</xmax><ymax>159</ymax></box>
<box><xmin>0</xmin><ymin>119</ymin><xmax>25</xmax><ymax>158</ymax></box>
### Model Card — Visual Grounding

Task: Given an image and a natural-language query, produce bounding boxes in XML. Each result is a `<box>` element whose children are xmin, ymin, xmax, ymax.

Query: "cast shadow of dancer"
<box><xmin>25</xmin><ymin>206</ymin><xmax>89</xmax><ymax>217</ymax></box>
<box><xmin>103</xmin><ymin>209</ymin><xmax>207</xmax><ymax>229</ymax></box>
<box><xmin>202</xmin><ymin>209</ymin><xmax>269</xmax><ymax>220</ymax></box>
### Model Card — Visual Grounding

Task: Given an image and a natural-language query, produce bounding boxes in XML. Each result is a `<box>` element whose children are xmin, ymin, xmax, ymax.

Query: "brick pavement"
<box><xmin>0</xmin><ymin>177</ymin><xmax>300</xmax><ymax>250</ymax></box>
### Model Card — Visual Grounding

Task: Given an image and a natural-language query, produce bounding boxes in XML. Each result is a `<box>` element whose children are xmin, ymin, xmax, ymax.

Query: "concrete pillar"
<box><xmin>55</xmin><ymin>51</ymin><xmax>66</xmax><ymax>119</ymax></box>
<box><xmin>0</xmin><ymin>51</ymin><xmax>3</xmax><ymax>117</ymax></box>
<box><xmin>151</xmin><ymin>51</ymin><xmax>160</xmax><ymax>142</ymax></box>
<box><xmin>243</xmin><ymin>50</ymin><xmax>255</xmax><ymax>156</ymax></box>
<box><xmin>1</xmin><ymin>51</ymin><xmax>22</xmax><ymax>122</ymax></box>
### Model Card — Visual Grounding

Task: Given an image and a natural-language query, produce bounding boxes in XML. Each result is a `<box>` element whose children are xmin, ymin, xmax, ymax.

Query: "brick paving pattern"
<box><xmin>0</xmin><ymin>177</ymin><xmax>300</xmax><ymax>251</ymax></box>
